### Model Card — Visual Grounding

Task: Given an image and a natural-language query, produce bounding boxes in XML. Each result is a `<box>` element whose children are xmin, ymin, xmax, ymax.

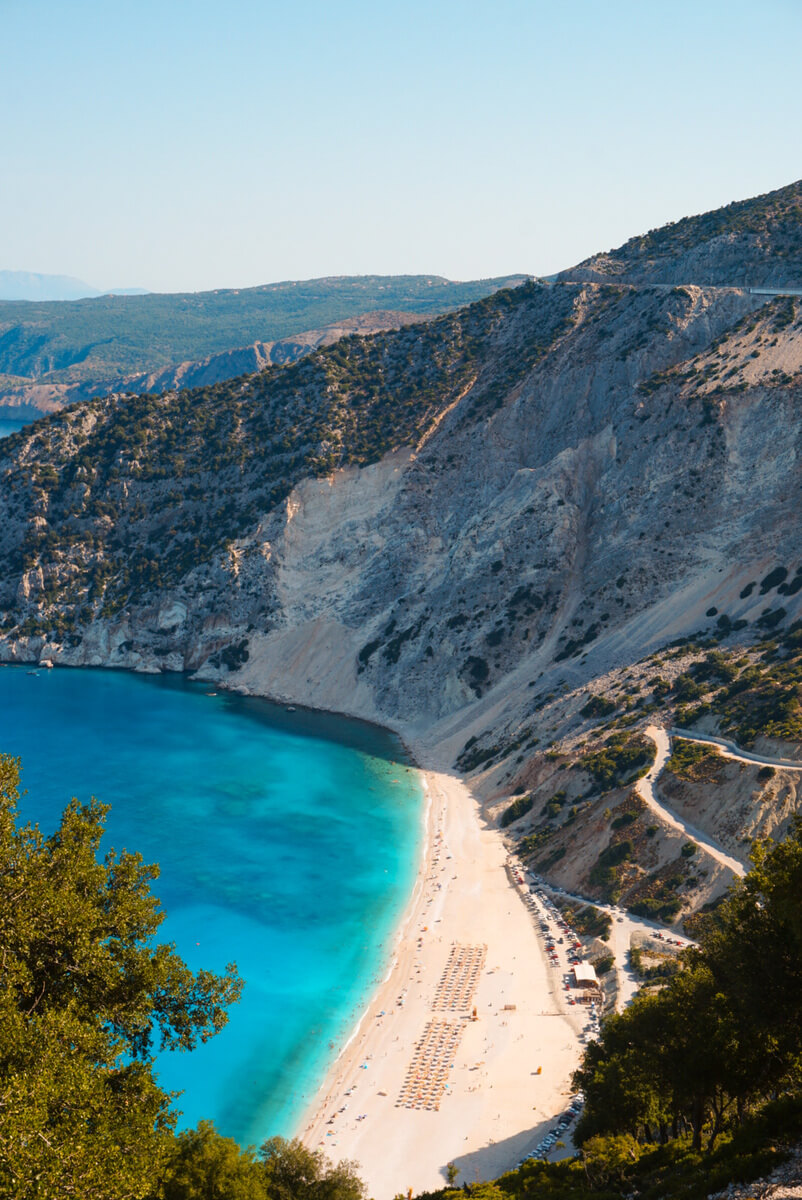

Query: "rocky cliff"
<box><xmin>3</xmin><ymin>277</ymin><xmax>801</xmax><ymax>736</ymax></box>
<box><xmin>1</xmin><ymin>184</ymin><xmax>802</xmax><ymax>907</ymax></box>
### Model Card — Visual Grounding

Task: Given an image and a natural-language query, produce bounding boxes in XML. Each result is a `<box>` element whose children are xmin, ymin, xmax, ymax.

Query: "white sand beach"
<box><xmin>300</xmin><ymin>766</ymin><xmax>582</xmax><ymax>1199</ymax></box>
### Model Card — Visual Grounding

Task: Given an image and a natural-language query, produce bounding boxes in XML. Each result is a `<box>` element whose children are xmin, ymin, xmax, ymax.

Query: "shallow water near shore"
<box><xmin>0</xmin><ymin>665</ymin><xmax>423</xmax><ymax>1144</ymax></box>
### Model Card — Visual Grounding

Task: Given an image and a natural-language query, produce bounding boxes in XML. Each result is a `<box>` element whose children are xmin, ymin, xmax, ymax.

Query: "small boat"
<box><xmin>286</xmin><ymin>705</ymin><xmax>296</xmax><ymax>712</ymax></box>
<box><xmin>206</xmin><ymin>691</ymin><xmax>217</xmax><ymax>696</ymax></box>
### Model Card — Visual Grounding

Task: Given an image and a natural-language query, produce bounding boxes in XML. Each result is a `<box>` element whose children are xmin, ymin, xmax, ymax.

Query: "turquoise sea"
<box><xmin>0</xmin><ymin>665</ymin><xmax>423</xmax><ymax>1146</ymax></box>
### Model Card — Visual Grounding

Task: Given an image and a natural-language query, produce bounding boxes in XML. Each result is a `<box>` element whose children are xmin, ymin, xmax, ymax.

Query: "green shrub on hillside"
<box><xmin>578</xmin><ymin>735</ymin><xmax>655</xmax><ymax>791</ymax></box>
<box><xmin>501</xmin><ymin>794</ymin><xmax>534</xmax><ymax>827</ymax></box>
<box><xmin>665</xmin><ymin>739</ymin><xmax>725</xmax><ymax>783</ymax></box>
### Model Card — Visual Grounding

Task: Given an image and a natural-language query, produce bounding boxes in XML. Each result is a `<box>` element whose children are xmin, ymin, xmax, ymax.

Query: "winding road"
<box><xmin>670</xmin><ymin>727</ymin><xmax>802</xmax><ymax>770</ymax></box>
<box><xmin>512</xmin><ymin>724</ymin><xmax>799</xmax><ymax>1015</ymax></box>
<box><xmin>636</xmin><ymin>725</ymin><xmax>746</xmax><ymax>877</ymax></box>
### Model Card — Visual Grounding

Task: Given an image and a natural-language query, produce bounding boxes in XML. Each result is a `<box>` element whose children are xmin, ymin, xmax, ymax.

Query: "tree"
<box><xmin>581</xmin><ymin>1133</ymin><xmax>640</xmax><ymax>1188</ymax></box>
<box><xmin>697</xmin><ymin>818</ymin><xmax>802</xmax><ymax>1096</ymax></box>
<box><xmin>260</xmin><ymin>1136</ymin><xmax>365</xmax><ymax>1200</ymax></box>
<box><xmin>575</xmin><ymin>819</ymin><xmax>802</xmax><ymax>1156</ymax></box>
<box><xmin>0</xmin><ymin>754</ymin><xmax>242</xmax><ymax>1199</ymax></box>
<box><xmin>158</xmin><ymin>1122</ymin><xmax>266</xmax><ymax>1200</ymax></box>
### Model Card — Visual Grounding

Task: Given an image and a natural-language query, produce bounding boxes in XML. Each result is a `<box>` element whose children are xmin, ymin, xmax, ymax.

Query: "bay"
<box><xmin>0</xmin><ymin>665</ymin><xmax>422</xmax><ymax>1146</ymax></box>
<box><xmin>0</xmin><ymin>417</ymin><xmax>30</xmax><ymax>439</ymax></box>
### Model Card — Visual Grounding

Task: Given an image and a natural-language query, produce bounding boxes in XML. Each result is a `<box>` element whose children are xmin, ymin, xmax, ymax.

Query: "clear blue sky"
<box><xmin>4</xmin><ymin>0</ymin><xmax>801</xmax><ymax>293</ymax></box>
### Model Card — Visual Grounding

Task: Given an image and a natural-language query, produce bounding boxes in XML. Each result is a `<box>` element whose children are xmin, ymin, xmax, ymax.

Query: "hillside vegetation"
<box><xmin>0</xmin><ymin>282</ymin><xmax>576</xmax><ymax>636</ymax></box>
<box><xmin>560</xmin><ymin>178</ymin><xmax>802</xmax><ymax>287</ymax></box>
<box><xmin>0</xmin><ymin>273</ymin><xmax>525</xmax><ymax>400</ymax></box>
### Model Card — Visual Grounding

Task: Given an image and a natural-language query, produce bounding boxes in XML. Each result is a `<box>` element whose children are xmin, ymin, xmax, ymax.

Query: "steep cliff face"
<box><xmin>560</xmin><ymin>179</ymin><xmax>802</xmax><ymax>288</ymax></box>
<box><xmin>3</xmin><ymin>276</ymin><xmax>801</xmax><ymax>761</ymax></box>
<box><xmin>2</xmin><ymin>183</ymin><xmax>802</xmax><ymax>798</ymax></box>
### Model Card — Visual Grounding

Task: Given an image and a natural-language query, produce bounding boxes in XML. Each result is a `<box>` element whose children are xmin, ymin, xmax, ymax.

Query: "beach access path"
<box><xmin>637</xmin><ymin>725</ymin><xmax>746</xmax><ymax>877</ymax></box>
<box><xmin>301</xmin><ymin>766</ymin><xmax>582</xmax><ymax>1199</ymax></box>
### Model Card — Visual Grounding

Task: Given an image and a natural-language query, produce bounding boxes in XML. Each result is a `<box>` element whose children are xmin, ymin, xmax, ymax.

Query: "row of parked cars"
<box><xmin>517</xmin><ymin>1094</ymin><xmax>585</xmax><ymax>1165</ymax></box>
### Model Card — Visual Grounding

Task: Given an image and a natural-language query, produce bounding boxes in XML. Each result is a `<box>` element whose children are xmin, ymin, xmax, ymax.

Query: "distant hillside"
<box><xmin>0</xmin><ymin>309</ymin><xmax>436</xmax><ymax>419</ymax></box>
<box><xmin>0</xmin><ymin>270</ymin><xmax>102</xmax><ymax>302</ymax></box>
<box><xmin>0</xmin><ymin>274</ymin><xmax>527</xmax><ymax>416</ymax></box>
<box><xmin>560</xmin><ymin>178</ymin><xmax>802</xmax><ymax>288</ymax></box>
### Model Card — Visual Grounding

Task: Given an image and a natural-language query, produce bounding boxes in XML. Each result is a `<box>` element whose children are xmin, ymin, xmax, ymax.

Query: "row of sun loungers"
<box><xmin>397</xmin><ymin>943</ymin><xmax>487</xmax><ymax>1110</ymax></box>
<box><xmin>395</xmin><ymin>1020</ymin><xmax>464</xmax><ymax>1111</ymax></box>
<box><xmin>432</xmin><ymin>942</ymin><xmax>487</xmax><ymax>1012</ymax></box>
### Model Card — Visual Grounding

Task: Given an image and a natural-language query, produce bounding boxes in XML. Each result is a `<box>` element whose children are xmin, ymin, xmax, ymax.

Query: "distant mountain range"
<box><xmin>0</xmin><ymin>274</ymin><xmax>528</xmax><ymax>418</ymax></box>
<box><xmin>0</xmin><ymin>270</ymin><xmax>148</xmax><ymax>302</ymax></box>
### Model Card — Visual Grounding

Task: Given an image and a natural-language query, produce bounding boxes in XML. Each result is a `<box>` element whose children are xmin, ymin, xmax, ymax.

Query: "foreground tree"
<box><xmin>0</xmin><ymin>753</ymin><xmax>242</xmax><ymax>1198</ymax></box>
<box><xmin>260</xmin><ymin>1136</ymin><xmax>366</xmax><ymax>1200</ymax></box>
<box><xmin>158</xmin><ymin>1122</ymin><xmax>267</xmax><ymax>1200</ymax></box>
<box><xmin>574</xmin><ymin>818</ymin><xmax>802</xmax><ymax>1155</ymax></box>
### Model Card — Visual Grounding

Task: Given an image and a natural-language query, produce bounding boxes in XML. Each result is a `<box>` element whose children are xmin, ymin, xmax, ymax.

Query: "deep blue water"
<box><xmin>0</xmin><ymin>666</ymin><xmax>422</xmax><ymax>1146</ymax></box>
<box><xmin>0</xmin><ymin>417</ymin><xmax>30</xmax><ymax>439</ymax></box>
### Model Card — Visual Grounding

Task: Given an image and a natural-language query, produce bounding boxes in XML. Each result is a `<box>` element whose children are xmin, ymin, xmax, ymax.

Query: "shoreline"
<box><xmin>298</xmin><ymin>760</ymin><xmax>583</xmax><ymax>1199</ymax></box>
<box><xmin>5</xmin><ymin>660</ymin><xmax>584</xmax><ymax>1193</ymax></box>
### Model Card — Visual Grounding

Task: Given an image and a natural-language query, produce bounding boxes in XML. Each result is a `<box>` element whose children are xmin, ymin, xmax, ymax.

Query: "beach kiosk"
<box><xmin>572</xmin><ymin>961</ymin><xmax>601</xmax><ymax>1003</ymax></box>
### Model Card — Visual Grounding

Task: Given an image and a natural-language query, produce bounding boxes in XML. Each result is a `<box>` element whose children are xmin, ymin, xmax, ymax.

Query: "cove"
<box><xmin>0</xmin><ymin>665</ymin><xmax>423</xmax><ymax>1146</ymax></box>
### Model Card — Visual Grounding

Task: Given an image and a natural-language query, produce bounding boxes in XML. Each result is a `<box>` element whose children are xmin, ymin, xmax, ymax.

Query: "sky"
<box><xmin>3</xmin><ymin>0</ymin><xmax>801</xmax><ymax>293</ymax></box>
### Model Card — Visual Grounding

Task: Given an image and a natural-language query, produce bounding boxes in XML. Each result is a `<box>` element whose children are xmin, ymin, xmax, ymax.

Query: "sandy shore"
<box><xmin>300</xmin><ymin>765</ymin><xmax>582</xmax><ymax>1199</ymax></box>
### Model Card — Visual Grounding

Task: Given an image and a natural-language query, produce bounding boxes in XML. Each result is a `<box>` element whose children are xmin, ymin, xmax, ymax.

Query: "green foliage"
<box><xmin>159</xmin><ymin>1122</ymin><xmax>267</xmax><ymax>1199</ymax></box>
<box><xmin>629</xmin><ymin>944</ymin><xmax>682</xmax><ymax>983</ymax></box>
<box><xmin>543</xmin><ymin>790</ymin><xmax>568</xmax><ymax>819</ymax></box>
<box><xmin>705</xmin><ymin>645</ymin><xmax>802</xmax><ymax>746</ymax></box>
<box><xmin>260</xmin><ymin>1136</ymin><xmax>365</xmax><ymax>1200</ymax></box>
<box><xmin>518</xmin><ymin>829</ymin><xmax>552</xmax><ymax>857</ymax></box>
<box><xmin>589</xmin><ymin>840</ymin><xmax>633</xmax><ymax>897</ymax></box>
<box><xmin>580</xmin><ymin>1133</ymin><xmax>640</xmax><ymax>1187</ymax></box>
<box><xmin>580</xmin><ymin>695</ymin><xmax>617</xmax><ymax>719</ymax></box>
<box><xmin>157</xmin><ymin>1132</ymin><xmax>366</xmax><ymax>1200</ymax></box>
<box><xmin>500</xmin><ymin>793</ymin><xmax>534</xmax><ymax>827</ymax></box>
<box><xmin>629</xmin><ymin>895</ymin><xmax>683</xmax><ymax>922</ymax></box>
<box><xmin>0</xmin><ymin>754</ymin><xmax>242</xmax><ymax>1199</ymax></box>
<box><xmin>210</xmin><ymin>640</ymin><xmax>250</xmax><ymax>672</ymax></box>
<box><xmin>578</xmin><ymin>735</ymin><xmax>655</xmax><ymax>791</ymax></box>
<box><xmin>665</xmin><ymin>739</ymin><xmax>725</xmax><ymax>782</ymax></box>
<box><xmin>592</xmin><ymin>954</ymin><xmax>614</xmax><ymax>975</ymax></box>
<box><xmin>558</xmin><ymin>903</ymin><xmax>612</xmax><ymax>942</ymax></box>
<box><xmin>574</xmin><ymin>819</ymin><xmax>802</xmax><ymax>1158</ymax></box>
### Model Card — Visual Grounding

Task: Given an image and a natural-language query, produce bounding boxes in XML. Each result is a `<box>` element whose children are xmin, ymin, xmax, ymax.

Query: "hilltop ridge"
<box><xmin>0</xmin><ymin>273</ymin><xmax>527</xmax><ymax>419</ymax></box>
<box><xmin>560</xmin><ymin>178</ymin><xmax>802</xmax><ymax>288</ymax></box>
